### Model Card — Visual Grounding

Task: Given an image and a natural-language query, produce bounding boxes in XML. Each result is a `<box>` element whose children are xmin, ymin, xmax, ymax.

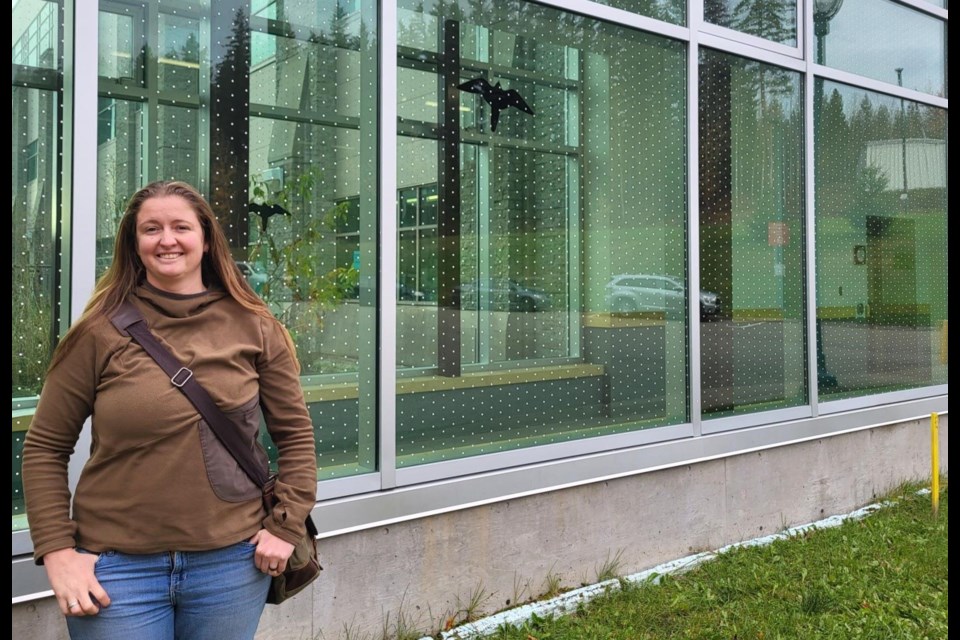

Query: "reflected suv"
<box><xmin>605</xmin><ymin>274</ymin><xmax>720</xmax><ymax>320</ymax></box>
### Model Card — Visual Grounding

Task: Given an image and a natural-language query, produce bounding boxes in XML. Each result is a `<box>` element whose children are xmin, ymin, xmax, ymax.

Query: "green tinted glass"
<box><xmin>815</xmin><ymin>80</ymin><xmax>947</xmax><ymax>398</ymax></box>
<box><xmin>704</xmin><ymin>0</ymin><xmax>797</xmax><ymax>46</ymax></box>
<box><xmin>815</xmin><ymin>0</ymin><xmax>945</xmax><ymax>96</ymax></box>
<box><xmin>12</xmin><ymin>1</ymin><xmax>63</xmax><ymax>531</ymax></box>
<box><xmin>699</xmin><ymin>49</ymin><xmax>807</xmax><ymax>418</ymax></box>
<box><xmin>95</xmin><ymin>0</ymin><xmax>379</xmax><ymax>481</ymax></box>
<box><xmin>396</xmin><ymin>0</ymin><xmax>688</xmax><ymax>467</ymax></box>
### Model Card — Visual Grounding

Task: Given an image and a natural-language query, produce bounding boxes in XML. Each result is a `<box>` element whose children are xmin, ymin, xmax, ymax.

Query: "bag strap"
<box><xmin>110</xmin><ymin>300</ymin><xmax>270</xmax><ymax>489</ymax></box>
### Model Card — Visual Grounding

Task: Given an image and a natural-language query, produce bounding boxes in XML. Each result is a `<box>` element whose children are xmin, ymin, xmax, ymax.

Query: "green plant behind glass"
<box><xmin>11</xmin><ymin>265</ymin><xmax>53</xmax><ymax>396</ymax></box>
<box><xmin>248</xmin><ymin>170</ymin><xmax>359</xmax><ymax>373</ymax></box>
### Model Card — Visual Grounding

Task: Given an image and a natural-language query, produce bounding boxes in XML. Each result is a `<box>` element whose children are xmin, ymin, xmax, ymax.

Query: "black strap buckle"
<box><xmin>171</xmin><ymin>367</ymin><xmax>194</xmax><ymax>387</ymax></box>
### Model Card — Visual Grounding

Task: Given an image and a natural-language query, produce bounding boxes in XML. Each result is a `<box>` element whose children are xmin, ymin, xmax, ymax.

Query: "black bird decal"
<box><xmin>458</xmin><ymin>77</ymin><xmax>534</xmax><ymax>132</ymax></box>
<box><xmin>249</xmin><ymin>201</ymin><xmax>291</xmax><ymax>231</ymax></box>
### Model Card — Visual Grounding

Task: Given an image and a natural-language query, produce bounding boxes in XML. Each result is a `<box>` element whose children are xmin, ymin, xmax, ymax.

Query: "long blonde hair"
<box><xmin>48</xmin><ymin>180</ymin><xmax>298</xmax><ymax>371</ymax></box>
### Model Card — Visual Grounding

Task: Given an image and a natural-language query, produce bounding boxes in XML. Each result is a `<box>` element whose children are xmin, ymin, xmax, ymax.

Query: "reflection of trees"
<box><xmin>164</xmin><ymin>31</ymin><xmax>200</xmax><ymax>63</ymax></box>
<box><xmin>706</xmin><ymin>0</ymin><xmax>794</xmax><ymax>43</ymax></box>
<box><xmin>400</xmin><ymin>0</ymin><xmax>678</xmax><ymax>55</ymax></box>
<box><xmin>12</xmin><ymin>187</ymin><xmax>55</xmax><ymax>396</ymax></box>
<box><xmin>732</xmin><ymin>60</ymin><xmax>798</xmax><ymax>211</ymax></box>
<box><xmin>731</xmin><ymin>0</ymin><xmax>793</xmax><ymax>44</ymax></box>
<box><xmin>816</xmin><ymin>85</ymin><xmax>944</xmax><ymax>218</ymax></box>
<box><xmin>12</xmin><ymin>83</ymin><xmax>57</xmax><ymax>396</ymax></box>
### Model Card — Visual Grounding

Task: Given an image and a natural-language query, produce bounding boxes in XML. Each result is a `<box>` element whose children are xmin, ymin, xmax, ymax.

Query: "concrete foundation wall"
<box><xmin>13</xmin><ymin>415</ymin><xmax>947</xmax><ymax>640</ymax></box>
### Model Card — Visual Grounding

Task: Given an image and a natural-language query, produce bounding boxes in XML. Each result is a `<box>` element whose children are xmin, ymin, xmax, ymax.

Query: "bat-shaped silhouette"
<box><xmin>458</xmin><ymin>77</ymin><xmax>534</xmax><ymax>132</ymax></box>
<box><xmin>249</xmin><ymin>201</ymin><xmax>291</xmax><ymax>231</ymax></box>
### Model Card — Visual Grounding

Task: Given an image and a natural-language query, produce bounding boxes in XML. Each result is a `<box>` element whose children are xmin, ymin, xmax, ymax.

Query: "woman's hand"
<box><xmin>248</xmin><ymin>529</ymin><xmax>295</xmax><ymax>576</ymax></box>
<box><xmin>42</xmin><ymin>548</ymin><xmax>110</xmax><ymax>617</ymax></box>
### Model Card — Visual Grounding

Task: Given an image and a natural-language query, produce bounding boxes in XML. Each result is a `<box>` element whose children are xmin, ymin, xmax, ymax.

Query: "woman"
<box><xmin>22</xmin><ymin>180</ymin><xmax>317</xmax><ymax>639</ymax></box>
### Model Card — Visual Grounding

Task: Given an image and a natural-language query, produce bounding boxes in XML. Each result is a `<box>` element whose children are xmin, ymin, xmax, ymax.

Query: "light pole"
<box><xmin>814</xmin><ymin>0</ymin><xmax>844</xmax><ymax>67</ymax></box>
<box><xmin>813</xmin><ymin>0</ymin><xmax>844</xmax><ymax>120</ymax></box>
<box><xmin>895</xmin><ymin>67</ymin><xmax>908</xmax><ymax>199</ymax></box>
<box><xmin>813</xmin><ymin>0</ymin><xmax>844</xmax><ymax>391</ymax></box>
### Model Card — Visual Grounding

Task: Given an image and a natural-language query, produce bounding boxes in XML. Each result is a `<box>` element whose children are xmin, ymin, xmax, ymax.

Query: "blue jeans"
<box><xmin>67</xmin><ymin>541</ymin><xmax>271</xmax><ymax>640</ymax></box>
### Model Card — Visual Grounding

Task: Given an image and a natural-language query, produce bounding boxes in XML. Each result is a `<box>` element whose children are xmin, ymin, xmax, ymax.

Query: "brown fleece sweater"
<box><xmin>22</xmin><ymin>284</ymin><xmax>317</xmax><ymax>562</ymax></box>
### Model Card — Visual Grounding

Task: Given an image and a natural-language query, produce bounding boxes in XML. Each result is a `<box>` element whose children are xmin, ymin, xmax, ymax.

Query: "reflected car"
<box><xmin>398</xmin><ymin>283</ymin><xmax>426</xmax><ymax>301</ymax></box>
<box><xmin>454</xmin><ymin>278</ymin><xmax>551</xmax><ymax>312</ymax></box>
<box><xmin>346</xmin><ymin>282</ymin><xmax>426</xmax><ymax>301</ymax></box>
<box><xmin>604</xmin><ymin>274</ymin><xmax>720</xmax><ymax>321</ymax></box>
<box><xmin>236</xmin><ymin>261</ymin><xmax>269</xmax><ymax>295</ymax></box>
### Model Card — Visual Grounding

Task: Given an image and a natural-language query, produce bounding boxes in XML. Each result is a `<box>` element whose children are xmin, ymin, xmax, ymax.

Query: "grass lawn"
<box><xmin>481</xmin><ymin>480</ymin><xmax>947</xmax><ymax>640</ymax></box>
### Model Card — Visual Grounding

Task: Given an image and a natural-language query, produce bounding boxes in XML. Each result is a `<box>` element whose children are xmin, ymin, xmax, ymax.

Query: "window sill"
<box><xmin>302</xmin><ymin>363</ymin><xmax>605</xmax><ymax>403</ymax></box>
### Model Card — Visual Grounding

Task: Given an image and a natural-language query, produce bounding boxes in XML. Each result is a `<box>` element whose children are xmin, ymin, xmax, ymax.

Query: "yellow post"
<box><xmin>931</xmin><ymin>413</ymin><xmax>940</xmax><ymax>517</ymax></box>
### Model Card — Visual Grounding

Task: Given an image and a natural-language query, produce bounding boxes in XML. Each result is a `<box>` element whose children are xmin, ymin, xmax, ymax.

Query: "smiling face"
<box><xmin>135</xmin><ymin>195</ymin><xmax>209</xmax><ymax>294</ymax></box>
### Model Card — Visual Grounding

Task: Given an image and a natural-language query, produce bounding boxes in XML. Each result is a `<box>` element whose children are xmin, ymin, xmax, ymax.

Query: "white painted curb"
<box><xmin>422</xmin><ymin>492</ymin><xmax>924</xmax><ymax>640</ymax></box>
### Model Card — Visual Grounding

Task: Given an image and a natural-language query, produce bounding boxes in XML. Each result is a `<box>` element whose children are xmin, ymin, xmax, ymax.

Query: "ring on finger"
<box><xmin>68</xmin><ymin>601</ymin><xmax>79</xmax><ymax>609</ymax></box>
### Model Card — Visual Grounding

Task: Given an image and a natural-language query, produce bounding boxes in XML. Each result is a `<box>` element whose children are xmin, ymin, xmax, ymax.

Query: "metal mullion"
<box><xmin>397</xmin><ymin>120</ymin><xmax>440</xmax><ymax>139</ymax></box>
<box><xmin>804</xmin><ymin>0</ymin><xmax>820</xmax><ymax>416</ymax></box>
<box><xmin>698</xmin><ymin>32</ymin><xmax>807</xmax><ymax>72</ymax></box>
<box><xmin>66</xmin><ymin>0</ymin><xmax>99</xmax><ymax>560</ymax></box>
<box><xmin>394</xmin><ymin>123</ymin><xmax>582</xmax><ymax>158</ymax></box>
<box><xmin>51</xmin><ymin>0</ymin><xmax>67</xmax><ymax>356</ymax></box>
<box><xmin>567</xmin><ymin>46</ymin><xmax>581</xmax><ymax>360</ymax></box>
<box><xmin>812</xmin><ymin>64</ymin><xmax>948</xmax><ymax>110</ymax></box>
<box><xmin>697</xmin><ymin>22</ymin><xmax>804</xmax><ymax>61</ymax></box>
<box><xmin>477</xmin><ymin>145</ymin><xmax>491</xmax><ymax>365</ymax></box>
<box><xmin>892</xmin><ymin>0</ymin><xmax>948</xmax><ymax>20</ymax></box>
<box><xmin>688</xmin><ymin>0</ymin><xmax>703</xmax><ymax>434</ymax></box>
<box><xmin>459</xmin><ymin>131</ymin><xmax>577</xmax><ymax>156</ymax></box>
<box><xmin>248</xmin><ymin>103</ymin><xmax>361</xmax><ymax>130</ymax></box>
<box><xmin>414</xmin><ymin>192</ymin><xmax>423</xmax><ymax>294</ymax></box>
<box><xmin>378</xmin><ymin>0</ymin><xmax>398</xmax><ymax>489</ymax></box>
<box><xmin>69</xmin><ymin>0</ymin><xmax>99</xmax><ymax>328</ymax></box>
<box><xmin>398</xmin><ymin>45</ymin><xmax>441</xmax><ymax>71</ymax></box>
<box><xmin>436</xmin><ymin>18</ymin><xmax>462</xmax><ymax>378</ymax></box>
<box><xmin>97</xmin><ymin>81</ymin><xmax>205</xmax><ymax>110</ymax></box>
<box><xmin>457</xmin><ymin>59</ymin><xmax>580</xmax><ymax>92</ymax></box>
<box><xmin>11</xmin><ymin>64</ymin><xmax>60</xmax><ymax>90</ymax></box>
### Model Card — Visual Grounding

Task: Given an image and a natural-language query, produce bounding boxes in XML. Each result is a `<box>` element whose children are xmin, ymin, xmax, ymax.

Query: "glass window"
<box><xmin>591</xmin><ymin>0</ymin><xmax>685</xmax><ymax>25</ymax></box>
<box><xmin>97</xmin><ymin>98</ymin><xmax>116</xmax><ymax>146</ymax></box>
<box><xmin>815</xmin><ymin>0</ymin><xmax>946</xmax><ymax>97</ymax></box>
<box><xmin>700</xmin><ymin>49</ymin><xmax>807</xmax><ymax>418</ymax></box>
<box><xmin>704</xmin><ymin>0</ymin><xmax>797</xmax><ymax>47</ymax></box>
<box><xmin>12</xmin><ymin>0</ymin><xmax>64</xmax><ymax>532</ymax></box>
<box><xmin>12</xmin><ymin>1</ymin><xmax>58</xmax><ymax>69</ymax></box>
<box><xmin>396</xmin><ymin>0</ymin><xmax>687</xmax><ymax>467</ymax></box>
<box><xmin>815</xmin><ymin>80</ymin><xmax>947</xmax><ymax>398</ymax></box>
<box><xmin>158</xmin><ymin>12</ymin><xmax>201</xmax><ymax>93</ymax></box>
<box><xmin>395</xmin><ymin>184</ymin><xmax>438</xmax><ymax>303</ymax></box>
<box><xmin>96</xmin><ymin>98</ymin><xmax>145</xmax><ymax>276</ymax></box>
<box><xmin>94</xmin><ymin>0</ymin><xmax>378</xmax><ymax>481</ymax></box>
<box><xmin>99</xmin><ymin>5</ymin><xmax>142</xmax><ymax>85</ymax></box>
<box><xmin>243</xmin><ymin>1</ymin><xmax>380</xmax><ymax>481</ymax></box>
